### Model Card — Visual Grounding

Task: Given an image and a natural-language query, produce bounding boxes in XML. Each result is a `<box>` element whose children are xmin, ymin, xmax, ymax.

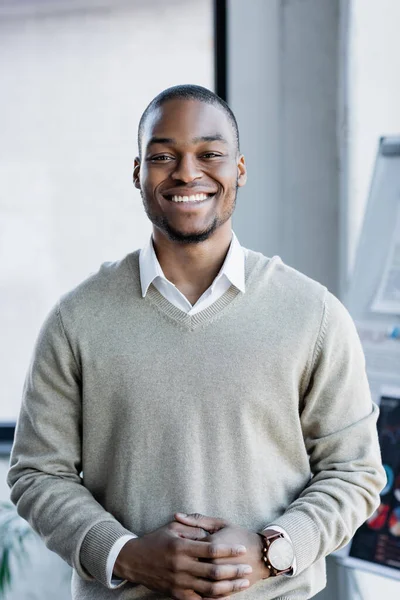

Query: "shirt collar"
<box><xmin>215</xmin><ymin>232</ymin><xmax>245</xmax><ymax>293</ymax></box>
<box><xmin>139</xmin><ymin>237</ymin><xmax>165</xmax><ymax>298</ymax></box>
<box><xmin>139</xmin><ymin>232</ymin><xmax>245</xmax><ymax>298</ymax></box>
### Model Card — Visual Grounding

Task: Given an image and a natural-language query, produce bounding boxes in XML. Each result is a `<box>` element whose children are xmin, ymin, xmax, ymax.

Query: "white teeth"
<box><xmin>170</xmin><ymin>193</ymin><xmax>210</xmax><ymax>203</ymax></box>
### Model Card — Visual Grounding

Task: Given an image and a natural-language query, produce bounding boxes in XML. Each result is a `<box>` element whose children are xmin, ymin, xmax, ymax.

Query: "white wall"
<box><xmin>0</xmin><ymin>0</ymin><xmax>213</xmax><ymax>422</ymax></box>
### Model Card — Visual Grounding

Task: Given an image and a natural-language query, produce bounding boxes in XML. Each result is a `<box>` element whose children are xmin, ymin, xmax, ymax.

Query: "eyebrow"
<box><xmin>147</xmin><ymin>134</ymin><xmax>228</xmax><ymax>147</ymax></box>
<box><xmin>192</xmin><ymin>134</ymin><xmax>228</xmax><ymax>144</ymax></box>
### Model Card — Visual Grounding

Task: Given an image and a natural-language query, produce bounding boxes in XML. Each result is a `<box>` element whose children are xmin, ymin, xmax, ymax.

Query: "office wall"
<box><xmin>228</xmin><ymin>0</ymin><xmax>340</xmax><ymax>296</ymax></box>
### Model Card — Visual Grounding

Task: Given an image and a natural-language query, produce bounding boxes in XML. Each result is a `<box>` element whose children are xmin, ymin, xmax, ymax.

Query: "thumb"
<box><xmin>174</xmin><ymin>512</ymin><xmax>229</xmax><ymax>533</ymax></box>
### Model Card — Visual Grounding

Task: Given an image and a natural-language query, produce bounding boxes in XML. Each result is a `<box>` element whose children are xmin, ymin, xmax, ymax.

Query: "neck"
<box><xmin>152</xmin><ymin>223</ymin><xmax>233</xmax><ymax>305</ymax></box>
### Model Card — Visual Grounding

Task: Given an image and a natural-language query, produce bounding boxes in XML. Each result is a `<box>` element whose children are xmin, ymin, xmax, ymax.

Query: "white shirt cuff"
<box><xmin>263</xmin><ymin>525</ymin><xmax>297</xmax><ymax>576</ymax></box>
<box><xmin>106</xmin><ymin>534</ymin><xmax>138</xmax><ymax>588</ymax></box>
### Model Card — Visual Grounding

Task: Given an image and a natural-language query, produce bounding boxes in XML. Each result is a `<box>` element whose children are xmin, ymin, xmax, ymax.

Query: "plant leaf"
<box><xmin>0</xmin><ymin>546</ymin><xmax>12</xmax><ymax>594</ymax></box>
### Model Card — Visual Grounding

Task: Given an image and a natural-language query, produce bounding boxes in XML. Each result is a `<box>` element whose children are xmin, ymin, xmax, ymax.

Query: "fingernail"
<box><xmin>240</xmin><ymin>580</ymin><xmax>250</xmax><ymax>589</ymax></box>
<box><xmin>243</xmin><ymin>566</ymin><xmax>252</xmax><ymax>574</ymax></box>
<box><xmin>175</xmin><ymin>512</ymin><xmax>187</xmax><ymax>517</ymax></box>
<box><xmin>236</xmin><ymin>545</ymin><xmax>246</xmax><ymax>553</ymax></box>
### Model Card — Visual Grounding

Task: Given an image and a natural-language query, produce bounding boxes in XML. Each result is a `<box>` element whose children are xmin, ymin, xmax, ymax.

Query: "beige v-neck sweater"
<box><xmin>8</xmin><ymin>249</ymin><xmax>385</xmax><ymax>600</ymax></box>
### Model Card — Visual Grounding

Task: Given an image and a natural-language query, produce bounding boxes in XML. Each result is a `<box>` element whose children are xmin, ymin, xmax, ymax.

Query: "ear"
<box><xmin>237</xmin><ymin>154</ymin><xmax>247</xmax><ymax>188</ymax></box>
<box><xmin>133</xmin><ymin>157</ymin><xmax>141</xmax><ymax>189</ymax></box>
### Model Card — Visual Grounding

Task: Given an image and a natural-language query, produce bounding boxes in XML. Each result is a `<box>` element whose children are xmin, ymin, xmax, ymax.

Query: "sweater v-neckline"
<box><xmin>129</xmin><ymin>249</ymin><xmax>264</xmax><ymax>331</ymax></box>
<box><xmin>145</xmin><ymin>282</ymin><xmax>241</xmax><ymax>330</ymax></box>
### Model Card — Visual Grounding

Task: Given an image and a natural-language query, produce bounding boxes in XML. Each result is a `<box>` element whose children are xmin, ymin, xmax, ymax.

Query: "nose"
<box><xmin>171</xmin><ymin>154</ymin><xmax>202</xmax><ymax>183</ymax></box>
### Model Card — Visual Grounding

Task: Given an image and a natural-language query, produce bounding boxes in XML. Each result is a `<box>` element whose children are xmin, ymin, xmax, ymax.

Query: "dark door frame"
<box><xmin>214</xmin><ymin>0</ymin><xmax>228</xmax><ymax>101</ymax></box>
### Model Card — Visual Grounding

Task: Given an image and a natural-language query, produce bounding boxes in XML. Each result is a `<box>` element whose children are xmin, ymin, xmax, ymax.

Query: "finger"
<box><xmin>192</xmin><ymin>576</ymin><xmax>250</xmax><ymax>597</ymax></box>
<box><xmin>184</xmin><ymin>540</ymin><xmax>246</xmax><ymax>559</ymax></box>
<box><xmin>175</xmin><ymin>524</ymin><xmax>209</xmax><ymax>541</ymax></box>
<box><xmin>174</xmin><ymin>513</ymin><xmax>229</xmax><ymax>533</ymax></box>
<box><xmin>174</xmin><ymin>591</ymin><xmax>203</xmax><ymax>600</ymax></box>
<box><xmin>185</xmin><ymin>559</ymin><xmax>252</xmax><ymax>580</ymax></box>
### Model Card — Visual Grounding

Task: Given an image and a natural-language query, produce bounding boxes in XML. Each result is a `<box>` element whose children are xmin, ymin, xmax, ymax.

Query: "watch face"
<box><xmin>268</xmin><ymin>537</ymin><xmax>294</xmax><ymax>571</ymax></box>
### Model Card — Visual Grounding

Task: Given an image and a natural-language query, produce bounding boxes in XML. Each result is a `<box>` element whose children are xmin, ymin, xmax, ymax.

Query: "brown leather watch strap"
<box><xmin>257</xmin><ymin>532</ymin><xmax>293</xmax><ymax>577</ymax></box>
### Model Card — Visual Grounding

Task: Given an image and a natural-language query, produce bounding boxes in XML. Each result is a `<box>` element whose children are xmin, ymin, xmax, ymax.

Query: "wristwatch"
<box><xmin>257</xmin><ymin>529</ymin><xmax>294</xmax><ymax>577</ymax></box>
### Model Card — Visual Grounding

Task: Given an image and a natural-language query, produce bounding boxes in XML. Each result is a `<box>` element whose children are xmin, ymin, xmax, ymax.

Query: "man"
<box><xmin>8</xmin><ymin>85</ymin><xmax>385</xmax><ymax>600</ymax></box>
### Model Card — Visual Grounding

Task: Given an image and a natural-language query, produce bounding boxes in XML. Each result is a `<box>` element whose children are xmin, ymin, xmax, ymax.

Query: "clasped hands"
<box><xmin>114</xmin><ymin>512</ymin><xmax>270</xmax><ymax>600</ymax></box>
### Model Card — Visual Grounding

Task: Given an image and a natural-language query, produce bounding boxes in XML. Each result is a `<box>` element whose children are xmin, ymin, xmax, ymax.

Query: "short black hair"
<box><xmin>137</xmin><ymin>84</ymin><xmax>240</xmax><ymax>158</ymax></box>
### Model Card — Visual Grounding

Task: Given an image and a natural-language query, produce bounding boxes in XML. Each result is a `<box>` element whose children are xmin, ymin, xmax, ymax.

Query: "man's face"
<box><xmin>134</xmin><ymin>99</ymin><xmax>247</xmax><ymax>243</ymax></box>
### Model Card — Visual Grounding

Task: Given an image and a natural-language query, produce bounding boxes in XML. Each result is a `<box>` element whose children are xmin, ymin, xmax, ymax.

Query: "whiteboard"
<box><xmin>346</xmin><ymin>136</ymin><xmax>400</xmax><ymax>323</ymax></box>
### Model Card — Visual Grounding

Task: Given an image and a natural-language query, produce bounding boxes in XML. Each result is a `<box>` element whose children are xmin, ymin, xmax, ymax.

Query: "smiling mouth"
<box><xmin>164</xmin><ymin>192</ymin><xmax>216</xmax><ymax>204</ymax></box>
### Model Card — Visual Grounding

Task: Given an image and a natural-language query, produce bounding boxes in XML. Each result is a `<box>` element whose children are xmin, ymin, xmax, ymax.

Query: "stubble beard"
<box><xmin>140</xmin><ymin>182</ymin><xmax>238</xmax><ymax>245</ymax></box>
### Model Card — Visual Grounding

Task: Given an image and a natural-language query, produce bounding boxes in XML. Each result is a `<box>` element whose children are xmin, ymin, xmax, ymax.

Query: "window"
<box><xmin>347</xmin><ymin>0</ymin><xmax>400</xmax><ymax>274</ymax></box>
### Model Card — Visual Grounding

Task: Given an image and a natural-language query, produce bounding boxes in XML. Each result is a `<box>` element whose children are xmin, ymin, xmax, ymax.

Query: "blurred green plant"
<box><xmin>0</xmin><ymin>501</ymin><xmax>34</xmax><ymax>595</ymax></box>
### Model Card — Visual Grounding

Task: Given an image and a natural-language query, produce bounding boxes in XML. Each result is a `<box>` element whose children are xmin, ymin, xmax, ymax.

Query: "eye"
<box><xmin>201</xmin><ymin>152</ymin><xmax>221</xmax><ymax>159</ymax></box>
<box><xmin>148</xmin><ymin>155</ymin><xmax>174</xmax><ymax>162</ymax></box>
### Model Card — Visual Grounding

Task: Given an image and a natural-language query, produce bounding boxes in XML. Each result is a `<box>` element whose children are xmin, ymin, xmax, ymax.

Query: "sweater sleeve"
<box><xmin>7</xmin><ymin>303</ymin><xmax>134</xmax><ymax>587</ymax></box>
<box><xmin>271</xmin><ymin>291</ymin><xmax>386</xmax><ymax>574</ymax></box>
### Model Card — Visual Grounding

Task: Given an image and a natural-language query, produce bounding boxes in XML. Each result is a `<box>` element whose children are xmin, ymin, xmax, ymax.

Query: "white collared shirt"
<box><xmin>139</xmin><ymin>231</ymin><xmax>245</xmax><ymax>314</ymax></box>
<box><xmin>106</xmin><ymin>233</ymin><xmax>296</xmax><ymax>587</ymax></box>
